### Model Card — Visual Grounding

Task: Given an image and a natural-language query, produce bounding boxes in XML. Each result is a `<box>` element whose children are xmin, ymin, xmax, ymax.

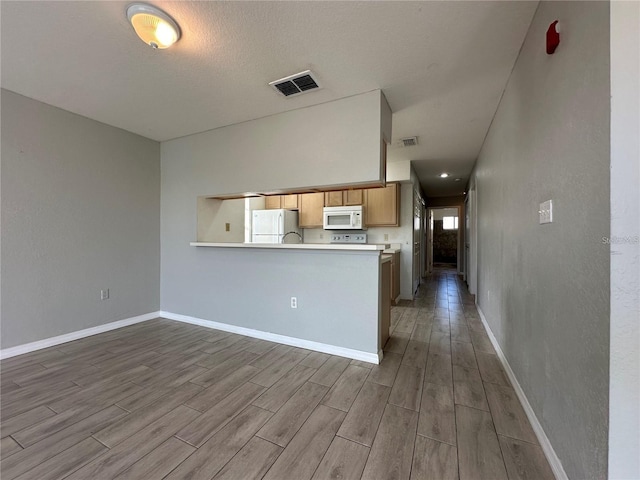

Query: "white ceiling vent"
<box><xmin>269</xmin><ymin>70</ymin><xmax>321</xmax><ymax>97</ymax></box>
<box><xmin>396</xmin><ymin>136</ymin><xmax>418</xmax><ymax>147</ymax></box>
<box><xmin>392</xmin><ymin>137</ymin><xmax>418</xmax><ymax>148</ymax></box>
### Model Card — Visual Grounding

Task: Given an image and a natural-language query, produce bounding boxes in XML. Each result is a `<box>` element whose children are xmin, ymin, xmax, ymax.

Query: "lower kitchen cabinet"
<box><xmin>390</xmin><ymin>251</ymin><xmax>401</xmax><ymax>304</ymax></box>
<box><xmin>298</xmin><ymin>192</ymin><xmax>325</xmax><ymax>228</ymax></box>
<box><xmin>364</xmin><ymin>183</ymin><xmax>400</xmax><ymax>227</ymax></box>
<box><xmin>380</xmin><ymin>259</ymin><xmax>391</xmax><ymax>349</ymax></box>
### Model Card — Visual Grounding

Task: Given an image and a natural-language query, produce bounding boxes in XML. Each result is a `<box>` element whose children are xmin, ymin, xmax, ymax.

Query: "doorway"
<box><xmin>427</xmin><ymin>207</ymin><xmax>461</xmax><ymax>273</ymax></box>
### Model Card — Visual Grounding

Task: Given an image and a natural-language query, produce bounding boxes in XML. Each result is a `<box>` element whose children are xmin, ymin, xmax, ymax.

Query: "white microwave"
<box><xmin>323</xmin><ymin>206</ymin><xmax>365</xmax><ymax>230</ymax></box>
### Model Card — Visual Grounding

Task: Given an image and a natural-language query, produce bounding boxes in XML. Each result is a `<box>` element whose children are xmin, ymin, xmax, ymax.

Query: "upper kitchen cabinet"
<box><xmin>324</xmin><ymin>189</ymin><xmax>364</xmax><ymax>207</ymax></box>
<box><xmin>282</xmin><ymin>194</ymin><xmax>299</xmax><ymax>209</ymax></box>
<box><xmin>344</xmin><ymin>189</ymin><xmax>364</xmax><ymax>206</ymax></box>
<box><xmin>324</xmin><ymin>191</ymin><xmax>344</xmax><ymax>207</ymax></box>
<box><xmin>265</xmin><ymin>194</ymin><xmax>299</xmax><ymax>210</ymax></box>
<box><xmin>364</xmin><ymin>183</ymin><xmax>400</xmax><ymax>227</ymax></box>
<box><xmin>265</xmin><ymin>196</ymin><xmax>282</xmax><ymax>209</ymax></box>
<box><xmin>298</xmin><ymin>192</ymin><xmax>325</xmax><ymax>228</ymax></box>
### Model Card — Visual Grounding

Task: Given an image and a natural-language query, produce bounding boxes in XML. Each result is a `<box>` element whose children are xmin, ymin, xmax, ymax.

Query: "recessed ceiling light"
<box><xmin>127</xmin><ymin>4</ymin><xmax>181</xmax><ymax>49</ymax></box>
<box><xmin>454</xmin><ymin>178</ymin><xmax>462</xmax><ymax>182</ymax></box>
<box><xmin>439</xmin><ymin>173</ymin><xmax>449</xmax><ymax>178</ymax></box>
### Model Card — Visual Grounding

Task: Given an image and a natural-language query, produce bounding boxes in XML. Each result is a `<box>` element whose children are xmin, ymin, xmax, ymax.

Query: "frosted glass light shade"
<box><xmin>127</xmin><ymin>4</ymin><xmax>181</xmax><ymax>49</ymax></box>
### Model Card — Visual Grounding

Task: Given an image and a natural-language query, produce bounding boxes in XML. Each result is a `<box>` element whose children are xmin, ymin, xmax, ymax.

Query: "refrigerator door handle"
<box><xmin>278</xmin><ymin>213</ymin><xmax>283</xmax><ymax>242</ymax></box>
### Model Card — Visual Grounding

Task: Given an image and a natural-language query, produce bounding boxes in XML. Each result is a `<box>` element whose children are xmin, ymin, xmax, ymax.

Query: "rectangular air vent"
<box><xmin>269</xmin><ymin>70</ymin><xmax>321</xmax><ymax>97</ymax></box>
<box><xmin>401</xmin><ymin>137</ymin><xmax>418</xmax><ymax>147</ymax></box>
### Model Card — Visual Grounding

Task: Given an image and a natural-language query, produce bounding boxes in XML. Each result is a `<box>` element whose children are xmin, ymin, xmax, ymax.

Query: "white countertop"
<box><xmin>191</xmin><ymin>242</ymin><xmax>390</xmax><ymax>251</ymax></box>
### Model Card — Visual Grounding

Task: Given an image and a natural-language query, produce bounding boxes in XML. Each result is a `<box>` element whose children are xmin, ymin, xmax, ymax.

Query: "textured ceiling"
<box><xmin>1</xmin><ymin>1</ymin><xmax>537</xmax><ymax>197</ymax></box>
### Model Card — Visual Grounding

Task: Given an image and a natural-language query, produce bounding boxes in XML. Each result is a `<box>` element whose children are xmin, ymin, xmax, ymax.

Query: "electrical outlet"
<box><xmin>101</xmin><ymin>289</ymin><xmax>109</xmax><ymax>300</ymax></box>
<box><xmin>225</xmin><ymin>223</ymin><xmax>230</xmax><ymax>232</ymax></box>
<box><xmin>319</xmin><ymin>233</ymin><xmax>323</xmax><ymax>239</ymax></box>
<box><xmin>384</xmin><ymin>234</ymin><xmax>389</xmax><ymax>241</ymax></box>
<box><xmin>290</xmin><ymin>297</ymin><xmax>297</xmax><ymax>309</ymax></box>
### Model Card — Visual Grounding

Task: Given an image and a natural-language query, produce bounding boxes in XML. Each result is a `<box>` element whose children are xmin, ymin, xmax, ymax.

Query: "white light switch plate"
<box><xmin>539</xmin><ymin>200</ymin><xmax>553</xmax><ymax>224</ymax></box>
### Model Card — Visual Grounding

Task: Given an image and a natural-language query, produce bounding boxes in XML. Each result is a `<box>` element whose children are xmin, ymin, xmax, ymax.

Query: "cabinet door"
<box><xmin>364</xmin><ymin>184</ymin><xmax>400</xmax><ymax>226</ymax></box>
<box><xmin>343</xmin><ymin>189</ymin><xmax>363</xmax><ymax>206</ymax></box>
<box><xmin>299</xmin><ymin>192</ymin><xmax>325</xmax><ymax>228</ymax></box>
<box><xmin>265</xmin><ymin>196</ymin><xmax>282</xmax><ymax>209</ymax></box>
<box><xmin>282</xmin><ymin>194</ymin><xmax>299</xmax><ymax>209</ymax></box>
<box><xmin>324</xmin><ymin>191</ymin><xmax>344</xmax><ymax>207</ymax></box>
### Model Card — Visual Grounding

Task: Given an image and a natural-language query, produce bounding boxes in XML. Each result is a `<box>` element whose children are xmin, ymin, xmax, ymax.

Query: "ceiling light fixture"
<box><xmin>439</xmin><ymin>173</ymin><xmax>449</xmax><ymax>178</ymax></box>
<box><xmin>127</xmin><ymin>3</ymin><xmax>181</xmax><ymax>49</ymax></box>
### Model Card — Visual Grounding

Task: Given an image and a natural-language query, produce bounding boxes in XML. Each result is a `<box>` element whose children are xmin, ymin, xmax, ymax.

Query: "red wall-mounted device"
<box><xmin>546</xmin><ymin>20</ymin><xmax>560</xmax><ymax>54</ymax></box>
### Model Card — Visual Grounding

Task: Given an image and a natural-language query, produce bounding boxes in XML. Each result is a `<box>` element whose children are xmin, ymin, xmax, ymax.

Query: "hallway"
<box><xmin>390</xmin><ymin>271</ymin><xmax>555</xmax><ymax>479</ymax></box>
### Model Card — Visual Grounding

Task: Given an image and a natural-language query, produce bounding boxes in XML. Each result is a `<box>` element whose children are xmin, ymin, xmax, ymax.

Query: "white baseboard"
<box><xmin>159</xmin><ymin>311</ymin><xmax>381</xmax><ymax>364</ymax></box>
<box><xmin>0</xmin><ymin>312</ymin><xmax>161</xmax><ymax>360</ymax></box>
<box><xmin>476</xmin><ymin>305</ymin><xmax>568</xmax><ymax>480</ymax></box>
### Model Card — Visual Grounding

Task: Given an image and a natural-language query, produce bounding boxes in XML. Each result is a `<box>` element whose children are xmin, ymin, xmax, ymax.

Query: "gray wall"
<box><xmin>160</xmin><ymin>90</ymin><xmax>395</xmax><ymax>354</ymax></box>
<box><xmin>162</xmin><ymin>90</ymin><xmax>390</xmax><ymax>198</ymax></box>
<box><xmin>470</xmin><ymin>2</ymin><xmax>610</xmax><ymax>479</ymax></box>
<box><xmin>161</xmin><ymin>246</ymin><xmax>380</xmax><ymax>354</ymax></box>
<box><xmin>1</xmin><ymin>90</ymin><xmax>160</xmax><ymax>349</ymax></box>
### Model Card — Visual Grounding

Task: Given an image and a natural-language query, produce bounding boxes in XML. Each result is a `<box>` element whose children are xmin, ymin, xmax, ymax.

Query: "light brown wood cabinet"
<box><xmin>264</xmin><ymin>196</ymin><xmax>282</xmax><ymax>209</ymax></box>
<box><xmin>324</xmin><ymin>191</ymin><xmax>344</xmax><ymax>207</ymax></box>
<box><xmin>298</xmin><ymin>192</ymin><xmax>325</xmax><ymax>228</ymax></box>
<box><xmin>364</xmin><ymin>183</ymin><xmax>400</xmax><ymax>227</ymax></box>
<box><xmin>324</xmin><ymin>189</ymin><xmax>364</xmax><ymax>207</ymax></box>
<box><xmin>344</xmin><ymin>189</ymin><xmax>363</xmax><ymax>206</ymax></box>
<box><xmin>281</xmin><ymin>194</ymin><xmax>299</xmax><ymax>209</ymax></box>
<box><xmin>265</xmin><ymin>194</ymin><xmax>299</xmax><ymax>210</ymax></box>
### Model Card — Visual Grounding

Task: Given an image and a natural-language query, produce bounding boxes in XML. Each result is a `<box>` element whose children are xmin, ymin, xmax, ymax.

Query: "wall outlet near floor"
<box><xmin>100</xmin><ymin>289</ymin><xmax>109</xmax><ymax>300</ymax></box>
<box><xmin>539</xmin><ymin>200</ymin><xmax>553</xmax><ymax>224</ymax></box>
<box><xmin>290</xmin><ymin>297</ymin><xmax>297</xmax><ymax>309</ymax></box>
<box><xmin>225</xmin><ymin>223</ymin><xmax>230</xmax><ymax>232</ymax></box>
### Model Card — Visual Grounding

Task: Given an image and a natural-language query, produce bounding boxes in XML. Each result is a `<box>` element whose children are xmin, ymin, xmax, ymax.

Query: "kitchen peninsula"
<box><xmin>188</xmin><ymin>241</ymin><xmax>391</xmax><ymax>363</ymax></box>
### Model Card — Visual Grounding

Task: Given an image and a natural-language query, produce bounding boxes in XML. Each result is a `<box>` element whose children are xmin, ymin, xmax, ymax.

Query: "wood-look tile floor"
<box><xmin>0</xmin><ymin>272</ymin><xmax>555</xmax><ymax>480</ymax></box>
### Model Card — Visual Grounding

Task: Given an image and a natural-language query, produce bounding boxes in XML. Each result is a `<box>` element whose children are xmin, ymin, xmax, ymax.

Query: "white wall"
<box><xmin>469</xmin><ymin>2</ymin><xmax>610</xmax><ymax>479</ymax></box>
<box><xmin>609</xmin><ymin>2</ymin><xmax>640</xmax><ymax>478</ymax></box>
<box><xmin>1</xmin><ymin>90</ymin><xmax>160</xmax><ymax>349</ymax></box>
<box><xmin>432</xmin><ymin>208</ymin><xmax>458</xmax><ymax>221</ymax></box>
<box><xmin>387</xmin><ymin>160</ymin><xmax>412</xmax><ymax>183</ymax></box>
<box><xmin>162</xmin><ymin>90</ymin><xmax>390</xmax><ymax>198</ymax></box>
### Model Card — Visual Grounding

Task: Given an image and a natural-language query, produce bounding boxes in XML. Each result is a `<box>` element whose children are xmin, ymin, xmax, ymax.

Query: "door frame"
<box><xmin>467</xmin><ymin>186</ymin><xmax>477</xmax><ymax>295</ymax></box>
<box><xmin>426</xmin><ymin>206</ymin><xmax>463</xmax><ymax>274</ymax></box>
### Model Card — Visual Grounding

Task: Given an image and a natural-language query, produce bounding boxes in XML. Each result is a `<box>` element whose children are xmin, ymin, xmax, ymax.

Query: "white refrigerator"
<box><xmin>251</xmin><ymin>209</ymin><xmax>301</xmax><ymax>244</ymax></box>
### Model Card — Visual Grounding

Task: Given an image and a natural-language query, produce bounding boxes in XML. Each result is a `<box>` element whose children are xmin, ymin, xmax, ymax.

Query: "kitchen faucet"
<box><xmin>281</xmin><ymin>231</ymin><xmax>303</xmax><ymax>244</ymax></box>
